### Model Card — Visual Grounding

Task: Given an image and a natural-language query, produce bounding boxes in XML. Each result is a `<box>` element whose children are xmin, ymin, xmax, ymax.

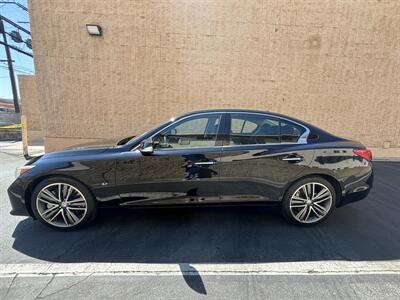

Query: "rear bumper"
<box><xmin>338</xmin><ymin>171</ymin><xmax>374</xmax><ymax>207</ymax></box>
<box><xmin>8</xmin><ymin>179</ymin><xmax>30</xmax><ymax>216</ymax></box>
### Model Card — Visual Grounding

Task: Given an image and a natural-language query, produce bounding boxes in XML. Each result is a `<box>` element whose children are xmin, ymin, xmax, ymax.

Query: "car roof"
<box><xmin>176</xmin><ymin>109</ymin><xmax>304</xmax><ymax>125</ymax></box>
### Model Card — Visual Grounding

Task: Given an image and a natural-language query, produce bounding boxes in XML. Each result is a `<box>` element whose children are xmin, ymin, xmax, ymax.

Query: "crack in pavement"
<box><xmin>1</xmin><ymin>274</ymin><xmax>17</xmax><ymax>300</ymax></box>
<box><xmin>34</xmin><ymin>274</ymin><xmax>55</xmax><ymax>300</ymax></box>
<box><xmin>35</xmin><ymin>273</ymin><xmax>93</xmax><ymax>299</ymax></box>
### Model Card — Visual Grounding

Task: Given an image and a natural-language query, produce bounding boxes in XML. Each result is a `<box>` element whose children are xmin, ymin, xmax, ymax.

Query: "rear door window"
<box><xmin>229</xmin><ymin>114</ymin><xmax>280</xmax><ymax>145</ymax></box>
<box><xmin>228</xmin><ymin>113</ymin><xmax>306</xmax><ymax>145</ymax></box>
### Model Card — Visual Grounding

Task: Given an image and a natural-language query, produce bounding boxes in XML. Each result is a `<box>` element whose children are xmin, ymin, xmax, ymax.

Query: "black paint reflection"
<box><xmin>182</xmin><ymin>154</ymin><xmax>218</xmax><ymax>180</ymax></box>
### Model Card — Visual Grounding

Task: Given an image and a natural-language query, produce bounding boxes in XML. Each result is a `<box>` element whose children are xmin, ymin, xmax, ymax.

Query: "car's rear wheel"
<box><xmin>282</xmin><ymin>177</ymin><xmax>336</xmax><ymax>226</ymax></box>
<box><xmin>31</xmin><ymin>177</ymin><xmax>97</xmax><ymax>230</ymax></box>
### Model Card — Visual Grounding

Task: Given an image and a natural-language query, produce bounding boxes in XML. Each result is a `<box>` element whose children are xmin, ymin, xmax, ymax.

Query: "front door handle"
<box><xmin>282</xmin><ymin>155</ymin><xmax>303</xmax><ymax>162</ymax></box>
<box><xmin>194</xmin><ymin>161</ymin><xmax>215</xmax><ymax>166</ymax></box>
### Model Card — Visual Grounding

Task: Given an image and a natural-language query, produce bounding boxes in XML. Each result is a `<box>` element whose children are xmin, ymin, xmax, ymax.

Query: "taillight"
<box><xmin>353</xmin><ymin>149</ymin><xmax>372</xmax><ymax>161</ymax></box>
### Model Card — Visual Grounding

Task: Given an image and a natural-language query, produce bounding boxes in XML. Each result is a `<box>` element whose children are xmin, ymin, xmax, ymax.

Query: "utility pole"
<box><xmin>0</xmin><ymin>2</ymin><xmax>31</xmax><ymax>113</ymax></box>
<box><xmin>0</xmin><ymin>18</ymin><xmax>20</xmax><ymax>113</ymax></box>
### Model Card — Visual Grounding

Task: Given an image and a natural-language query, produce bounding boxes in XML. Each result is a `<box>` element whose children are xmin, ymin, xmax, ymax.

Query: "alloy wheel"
<box><xmin>36</xmin><ymin>183</ymin><xmax>88</xmax><ymax>228</ymax></box>
<box><xmin>289</xmin><ymin>182</ymin><xmax>333</xmax><ymax>224</ymax></box>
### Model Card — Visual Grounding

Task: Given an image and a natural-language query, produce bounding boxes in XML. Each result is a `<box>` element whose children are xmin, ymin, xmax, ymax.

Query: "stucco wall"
<box><xmin>18</xmin><ymin>75</ymin><xmax>43</xmax><ymax>144</ymax></box>
<box><xmin>28</xmin><ymin>0</ymin><xmax>400</xmax><ymax>153</ymax></box>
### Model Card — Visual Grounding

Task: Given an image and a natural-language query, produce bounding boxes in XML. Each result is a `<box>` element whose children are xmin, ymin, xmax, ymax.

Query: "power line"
<box><xmin>0</xmin><ymin>61</ymin><xmax>33</xmax><ymax>70</ymax></box>
<box><xmin>0</xmin><ymin>15</ymin><xmax>30</xmax><ymax>34</ymax></box>
<box><xmin>13</xmin><ymin>49</ymin><xmax>34</xmax><ymax>72</ymax></box>
<box><xmin>0</xmin><ymin>40</ymin><xmax>32</xmax><ymax>57</ymax></box>
<box><xmin>1</xmin><ymin>58</ymin><xmax>33</xmax><ymax>69</ymax></box>
<box><xmin>0</xmin><ymin>64</ymin><xmax>33</xmax><ymax>74</ymax></box>
<box><xmin>0</xmin><ymin>1</ymin><xmax>28</xmax><ymax>12</ymax></box>
<box><xmin>0</xmin><ymin>1</ymin><xmax>31</xmax><ymax>112</ymax></box>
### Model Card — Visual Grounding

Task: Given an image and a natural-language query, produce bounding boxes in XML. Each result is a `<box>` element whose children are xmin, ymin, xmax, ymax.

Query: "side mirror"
<box><xmin>139</xmin><ymin>138</ymin><xmax>154</xmax><ymax>155</ymax></box>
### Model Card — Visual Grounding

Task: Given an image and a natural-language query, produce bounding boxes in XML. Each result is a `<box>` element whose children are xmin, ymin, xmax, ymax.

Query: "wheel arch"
<box><xmin>282</xmin><ymin>173</ymin><xmax>342</xmax><ymax>205</ymax></box>
<box><xmin>24</xmin><ymin>174</ymin><xmax>96</xmax><ymax>218</ymax></box>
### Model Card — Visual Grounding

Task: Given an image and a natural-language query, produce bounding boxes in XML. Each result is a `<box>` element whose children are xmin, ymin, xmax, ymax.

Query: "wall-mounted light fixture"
<box><xmin>85</xmin><ymin>24</ymin><xmax>102</xmax><ymax>36</ymax></box>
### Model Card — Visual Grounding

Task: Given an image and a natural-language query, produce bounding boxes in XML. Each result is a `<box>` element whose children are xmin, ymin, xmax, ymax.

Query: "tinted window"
<box><xmin>280</xmin><ymin>120</ymin><xmax>305</xmax><ymax>143</ymax></box>
<box><xmin>229</xmin><ymin>114</ymin><xmax>280</xmax><ymax>145</ymax></box>
<box><xmin>228</xmin><ymin>114</ymin><xmax>306</xmax><ymax>145</ymax></box>
<box><xmin>231</xmin><ymin>118</ymin><xmax>257</xmax><ymax>134</ymax></box>
<box><xmin>154</xmin><ymin>114</ymin><xmax>221</xmax><ymax>149</ymax></box>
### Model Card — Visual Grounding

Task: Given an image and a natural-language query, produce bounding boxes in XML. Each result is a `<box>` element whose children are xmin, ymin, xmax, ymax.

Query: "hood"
<box><xmin>65</xmin><ymin>136</ymin><xmax>133</xmax><ymax>150</ymax></box>
<box><xmin>39</xmin><ymin>136</ymin><xmax>134</xmax><ymax>161</ymax></box>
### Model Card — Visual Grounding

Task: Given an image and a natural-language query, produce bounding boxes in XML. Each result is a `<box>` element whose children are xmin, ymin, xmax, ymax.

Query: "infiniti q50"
<box><xmin>8</xmin><ymin>109</ymin><xmax>373</xmax><ymax>230</ymax></box>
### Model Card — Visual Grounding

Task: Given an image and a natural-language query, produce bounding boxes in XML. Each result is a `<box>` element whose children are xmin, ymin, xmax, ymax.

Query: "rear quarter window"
<box><xmin>280</xmin><ymin>121</ymin><xmax>306</xmax><ymax>143</ymax></box>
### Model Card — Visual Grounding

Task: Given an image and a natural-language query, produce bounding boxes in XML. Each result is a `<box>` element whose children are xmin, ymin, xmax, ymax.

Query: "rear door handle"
<box><xmin>282</xmin><ymin>155</ymin><xmax>303</xmax><ymax>162</ymax></box>
<box><xmin>194</xmin><ymin>161</ymin><xmax>215</xmax><ymax>166</ymax></box>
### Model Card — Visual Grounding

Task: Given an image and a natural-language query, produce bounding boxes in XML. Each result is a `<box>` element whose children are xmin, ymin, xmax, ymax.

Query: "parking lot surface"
<box><xmin>1</xmin><ymin>147</ymin><xmax>399</xmax><ymax>299</ymax></box>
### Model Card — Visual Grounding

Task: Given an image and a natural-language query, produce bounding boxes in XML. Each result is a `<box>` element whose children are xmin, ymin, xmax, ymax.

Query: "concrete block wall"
<box><xmin>26</xmin><ymin>0</ymin><xmax>400</xmax><ymax>153</ymax></box>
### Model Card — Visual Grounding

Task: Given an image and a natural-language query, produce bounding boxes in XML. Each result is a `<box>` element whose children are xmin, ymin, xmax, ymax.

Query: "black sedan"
<box><xmin>8</xmin><ymin>109</ymin><xmax>373</xmax><ymax>230</ymax></box>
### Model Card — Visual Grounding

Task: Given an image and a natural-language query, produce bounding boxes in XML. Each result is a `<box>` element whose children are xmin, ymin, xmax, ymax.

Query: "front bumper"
<box><xmin>8</xmin><ymin>178</ymin><xmax>30</xmax><ymax>216</ymax></box>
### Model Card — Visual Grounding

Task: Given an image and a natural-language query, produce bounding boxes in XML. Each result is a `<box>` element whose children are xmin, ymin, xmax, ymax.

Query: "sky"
<box><xmin>0</xmin><ymin>0</ymin><xmax>33</xmax><ymax>100</ymax></box>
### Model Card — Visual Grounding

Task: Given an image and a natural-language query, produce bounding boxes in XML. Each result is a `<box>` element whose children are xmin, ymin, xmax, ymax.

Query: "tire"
<box><xmin>31</xmin><ymin>176</ymin><xmax>98</xmax><ymax>230</ymax></box>
<box><xmin>281</xmin><ymin>176</ymin><xmax>336</xmax><ymax>226</ymax></box>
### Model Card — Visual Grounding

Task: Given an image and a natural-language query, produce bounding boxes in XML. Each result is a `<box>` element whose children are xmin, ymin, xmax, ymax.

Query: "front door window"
<box><xmin>154</xmin><ymin>114</ymin><xmax>222</xmax><ymax>149</ymax></box>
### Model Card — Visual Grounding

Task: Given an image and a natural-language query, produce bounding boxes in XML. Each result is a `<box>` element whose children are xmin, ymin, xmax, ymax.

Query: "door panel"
<box><xmin>116</xmin><ymin>148</ymin><xmax>222</xmax><ymax>206</ymax></box>
<box><xmin>218</xmin><ymin>145</ymin><xmax>315</xmax><ymax>202</ymax></box>
<box><xmin>217</xmin><ymin>112</ymin><xmax>314</xmax><ymax>203</ymax></box>
<box><xmin>115</xmin><ymin>113</ymin><xmax>225</xmax><ymax>206</ymax></box>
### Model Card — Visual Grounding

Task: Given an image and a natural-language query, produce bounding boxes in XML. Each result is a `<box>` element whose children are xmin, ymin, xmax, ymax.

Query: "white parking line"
<box><xmin>1</xmin><ymin>261</ymin><xmax>400</xmax><ymax>278</ymax></box>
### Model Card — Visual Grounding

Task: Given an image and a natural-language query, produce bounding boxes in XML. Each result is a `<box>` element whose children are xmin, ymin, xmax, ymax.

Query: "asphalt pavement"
<box><xmin>1</xmin><ymin>143</ymin><xmax>400</xmax><ymax>299</ymax></box>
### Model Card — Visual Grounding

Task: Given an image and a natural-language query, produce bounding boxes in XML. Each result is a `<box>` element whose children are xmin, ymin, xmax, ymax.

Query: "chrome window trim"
<box><xmin>221</xmin><ymin>141</ymin><xmax>303</xmax><ymax>149</ymax></box>
<box><xmin>134</xmin><ymin>142</ymin><xmax>302</xmax><ymax>153</ymax></box>
<box><xmin>133</xmin><ymin>111</ymin><xmax>310</xmax><ymax>151</ymax></box>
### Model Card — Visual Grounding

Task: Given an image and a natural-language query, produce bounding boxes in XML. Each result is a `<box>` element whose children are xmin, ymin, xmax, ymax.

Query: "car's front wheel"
<box><xmin>31</xmin><ymin>177</ymin><xmax>97</xmax><ymax>230</ymax></box>
<box><xmin>282</xmin><ymin>177</ymin><xmax>336</xmax><ymax>226</ymax></box>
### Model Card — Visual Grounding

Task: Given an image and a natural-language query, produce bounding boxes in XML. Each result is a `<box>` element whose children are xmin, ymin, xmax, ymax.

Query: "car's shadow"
<box><xmin>11</xmin><ymin>185</ymin><xmax>400</xmax><ymax>263</ymax></box>
<box><xmin>11</xmin><ymin>162</ymin><xmax>400</xmax><ymax>263</ymax></box>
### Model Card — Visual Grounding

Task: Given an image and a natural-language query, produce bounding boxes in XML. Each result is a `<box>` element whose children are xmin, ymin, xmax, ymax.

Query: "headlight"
<box><xmin>15</xmin><ymin>165</ymin><xmax>35</xmax><ymax>178</ymax></box>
